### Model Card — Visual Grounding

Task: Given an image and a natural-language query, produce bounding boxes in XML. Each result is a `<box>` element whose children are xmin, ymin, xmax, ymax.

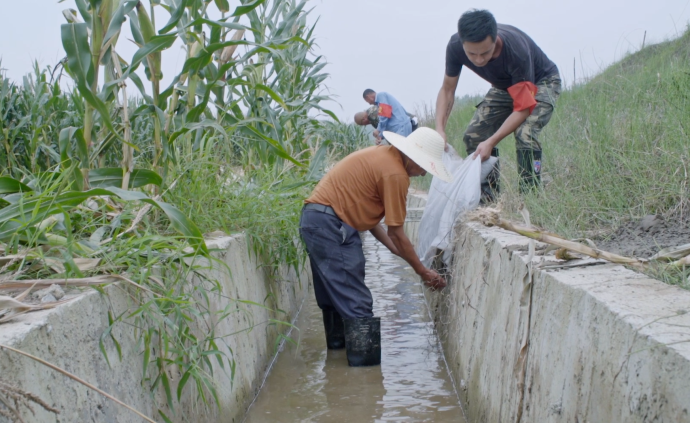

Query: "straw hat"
<box><xmin>384</xmin><ymin>127</ymin><xmax>453</xmax><ymax>182</ymax></box>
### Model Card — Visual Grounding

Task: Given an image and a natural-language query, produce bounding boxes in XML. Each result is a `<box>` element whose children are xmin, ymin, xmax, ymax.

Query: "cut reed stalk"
<box><xmin>469</xmin><ymin>208</ymin><xmax>649</xmax><ymax>271</ymax></box>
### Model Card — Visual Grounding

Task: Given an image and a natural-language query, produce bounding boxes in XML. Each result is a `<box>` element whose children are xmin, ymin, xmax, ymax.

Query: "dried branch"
<box><xmin>0</xmin><ymin>344</ymin><xmax>155</xmax><ymax>423</ymax></box>
<box><xmin>468</xmin><ymin>207</ymin><xmax>649</xmax><ymax>271</ymax></box>
<box><xmin>0</xmin><ymin>378</ymin><xmax>60</xmax><ymax>422</ymax></box>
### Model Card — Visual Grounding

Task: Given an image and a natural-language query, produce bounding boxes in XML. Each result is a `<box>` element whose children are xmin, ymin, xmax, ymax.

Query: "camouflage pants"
<box><xmin>463</xmin><ymin>74</ymin><xmax>562</xmax><ymax>154</ymax></box>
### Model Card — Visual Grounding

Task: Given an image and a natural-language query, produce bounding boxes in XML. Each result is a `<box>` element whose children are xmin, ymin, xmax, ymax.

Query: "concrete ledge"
<box><xmin>406</xmin><ymin>194</ymin><xmax>690</xmax><ymax>423</ymax></box>
<box><xmin>0</xmin><ymin>234</ymin><xmax>310</xmax><ymax>422</ymax></box>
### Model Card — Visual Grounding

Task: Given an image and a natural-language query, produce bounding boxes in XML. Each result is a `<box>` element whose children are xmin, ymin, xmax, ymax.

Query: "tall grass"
<box><xmin>515</xmin><ymin>29</ymin><xmax>690</xmax><ymax>236</ymax></box>
<box><xmin>166</xmin><ymin>137</ymin><xmax>310</xmax><ymax>279</ymax></box>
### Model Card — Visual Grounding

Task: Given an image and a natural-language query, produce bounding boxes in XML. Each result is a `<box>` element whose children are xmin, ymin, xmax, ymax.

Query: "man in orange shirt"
<box><xmin>300</xmin><ymin>127</ymin><xmax>451</xmax><ymax>367</ymax></box>
<box><xmin>435</xmin><ymin>9</ymin><xmax>561</xmax><ymax>200</ymax></box>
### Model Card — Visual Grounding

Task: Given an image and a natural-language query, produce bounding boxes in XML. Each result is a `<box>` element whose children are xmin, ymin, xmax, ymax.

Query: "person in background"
<box><xmin>299</xmin><ymin>128</ymin><xmax>450</xmax><ymax>367</ymax></box>
<box><xmin>434</xmin><ymin>9</ymin><xmax>561</xmax><ymax>200</ymax></box>
<box><xmin>354</xmin><ymin>89</ymin><xmax>417</xmax><ymax>144</ymax></box>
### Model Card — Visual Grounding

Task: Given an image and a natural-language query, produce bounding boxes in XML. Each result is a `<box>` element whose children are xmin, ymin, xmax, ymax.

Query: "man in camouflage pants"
<box><xmin>435</xmin><ymin>9</ymin><xmax>562</xmax><ymax>200</ymax></box>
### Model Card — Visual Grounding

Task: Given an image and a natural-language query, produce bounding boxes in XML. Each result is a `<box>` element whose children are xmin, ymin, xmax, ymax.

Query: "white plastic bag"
<box><xmin>416</xmin><ymin>146</ymin><xmax>495</xmax><ymax>266</ymax></box>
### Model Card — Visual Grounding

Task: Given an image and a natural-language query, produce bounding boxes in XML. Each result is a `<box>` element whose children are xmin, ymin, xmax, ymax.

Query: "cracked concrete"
<box><xmin>405</xmin><ymin>193</ymin><xmax>690</xmax><ymax>423</ymax></box>
<box><xmin>0</xmin><ymin>234</ymin><xmax>310</xmax><ymax>423</ymax></box>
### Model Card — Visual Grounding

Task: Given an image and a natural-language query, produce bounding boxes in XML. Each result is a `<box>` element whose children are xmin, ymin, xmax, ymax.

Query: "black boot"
<box><xmin>480</xmin><ymin>147</ymin><xmax>500</xmax><ymax>204</ymax></box>
<box><xmin>344</xmin><ymin>317</ymin><xmax>381</xmax><ymax>367</ymax></box>
<box><xmin>322</xmin><ymin>309</ymin><xmax>345</xmax><ymax>350</ymax></box>
<box><xmin>517</xmin><ymin>149</ymin><xmax>542</xmax><ymax>193</ymax></box>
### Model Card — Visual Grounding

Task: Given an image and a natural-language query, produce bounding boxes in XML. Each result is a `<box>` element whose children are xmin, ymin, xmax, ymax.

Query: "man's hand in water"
<box><xmin>419</xmin><ymin>268</ymin><xmax>446</xmax><ymax>290</ymax></box>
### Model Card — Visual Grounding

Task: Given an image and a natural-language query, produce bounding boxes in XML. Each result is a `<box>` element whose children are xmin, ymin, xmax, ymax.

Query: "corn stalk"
<box><xmin>110</xmin><ymin>50</ymin><xmax>133</xmax><ymax>189</ymax></box>
<box><xmin>60</xmin><ymin>0</ymin><xmax>173</xmax><ymax>186</ymax></box>
<box><xmin>134</xmin><ymin>2</ymin><xmax>164</xmax><ymax>177</ymax></box>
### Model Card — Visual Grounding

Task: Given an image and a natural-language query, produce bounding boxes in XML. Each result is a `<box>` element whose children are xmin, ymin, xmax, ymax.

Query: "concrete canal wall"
<box><xmin>0</xmin><ymin>234</ymin><xmax>310</xmax><ymax>423</ymax></box>
<box><xmin>405</xmin><ymin>192</ymin><xmax>690</xmax><ymax>423</ymax></box>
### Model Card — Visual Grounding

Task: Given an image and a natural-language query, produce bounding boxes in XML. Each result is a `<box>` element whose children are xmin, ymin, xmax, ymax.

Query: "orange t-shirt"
<box><xmin>305</xmin><ymin>145</ymin><xmax>409</xmax><ymax>231</ymax></box>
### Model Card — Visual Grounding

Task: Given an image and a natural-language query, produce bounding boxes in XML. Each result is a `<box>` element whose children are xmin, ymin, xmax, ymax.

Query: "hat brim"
<box><xmin>383</xmin><ymin>131</ymin><xmax>453</xmax><ymax>182</ymax></box>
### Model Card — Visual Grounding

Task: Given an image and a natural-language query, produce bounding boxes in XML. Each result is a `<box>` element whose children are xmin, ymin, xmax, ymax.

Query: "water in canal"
<box><xmin>244</xmin><ymin>234</ymin><xmax>465</xmax><ymax>422</ymax></box>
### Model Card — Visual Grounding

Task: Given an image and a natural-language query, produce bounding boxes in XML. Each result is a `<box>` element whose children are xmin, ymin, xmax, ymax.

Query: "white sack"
<box><xmin>416</xmin><ymin>146</ymin><xmax>496</xmax><ymax>266</ymax></box>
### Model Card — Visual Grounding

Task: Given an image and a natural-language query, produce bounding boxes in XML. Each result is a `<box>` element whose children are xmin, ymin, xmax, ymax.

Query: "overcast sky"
<box><xmin>1</xmin><ymin>0</ymin><xmax>689</xmax><ymax>122</ymax></box>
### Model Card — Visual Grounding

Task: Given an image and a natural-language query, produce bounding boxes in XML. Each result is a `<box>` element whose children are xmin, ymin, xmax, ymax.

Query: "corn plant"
<box><xmin>1</xmin><ymin>0</ymin><xmax>342</xmax><ymax>416</ymax></box>
<box><xmin>0</xmin><ymin>65</ymin><xmax>82</xmax><ymax>176</ymax></box>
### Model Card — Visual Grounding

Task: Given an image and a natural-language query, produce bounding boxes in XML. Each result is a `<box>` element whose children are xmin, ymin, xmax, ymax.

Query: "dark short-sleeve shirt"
<box><xmin>445</xmin><ymin>24</ymin><xmax>558</xmax><ymax>90</ymax></box>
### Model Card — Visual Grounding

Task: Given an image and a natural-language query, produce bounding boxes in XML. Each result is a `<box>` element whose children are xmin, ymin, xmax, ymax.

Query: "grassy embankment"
<box><xmin>418</xmin><ymin>29</ymin><xmax>690</xmax><ymax>286</ymax></box>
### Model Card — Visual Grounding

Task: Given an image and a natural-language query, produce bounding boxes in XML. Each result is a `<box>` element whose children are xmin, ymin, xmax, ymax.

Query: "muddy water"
<box><xmin>244</xmin><ymin>234</ymin><xmax>465</xmax><ymax>422</ymax></box>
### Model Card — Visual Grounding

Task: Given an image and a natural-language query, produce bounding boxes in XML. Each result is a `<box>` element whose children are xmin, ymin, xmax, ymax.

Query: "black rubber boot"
<box><xmin>480</xmin><ymin>147</ymin><xmax>500</xmax><ymax>205</ymax></box>
<box><xmin>344</xmin><ymin>317</ymin><xmax>381</xmax><ymax>367</ymax></box>
<box><xmin>322</xmin><ymin>309</ymin><xmax>345</xmax><ymax>349</ymax></box>
<box><xmin>517</xmin><ymin>149</ymin><xmax>542</xmax><ymax>193</ymax></box>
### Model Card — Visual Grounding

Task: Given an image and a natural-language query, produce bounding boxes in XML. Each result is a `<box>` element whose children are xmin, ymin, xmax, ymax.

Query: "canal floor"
<box><xmin>243</xmin><ymin>234</ymin><xmax>465</xmax><ymax>422</ymax></box>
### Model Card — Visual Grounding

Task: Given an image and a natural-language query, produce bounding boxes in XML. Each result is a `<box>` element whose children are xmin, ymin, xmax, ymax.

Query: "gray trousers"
<box><xmin>299</xmin><ymin>207</ymin><xmax>373</xmax><ymax>319</ymax></box>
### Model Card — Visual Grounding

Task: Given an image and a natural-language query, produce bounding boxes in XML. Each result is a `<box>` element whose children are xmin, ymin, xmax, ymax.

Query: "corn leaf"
<box><xmin>305</xmin><ymin>139</ymin><xmax>330</xmax><ymax>181</ymax></box>
<box><xmin>0</xmin><ymin>177</ymin><xmax>33</xmax><ymax>195</ymax></box>
<box><xmin>184</xmin><ymin>18</ymin><xmax>245</xmax><ymax>31</ymax></box>
<box><xmin>103</xmin><ymin>34</ymin><xmax>176</xmax><ymax>91</ymax></box>
<box><xmin>159</xmin><ymin>0</ymin><xmax>189</xmax><ymax>34</ymax></box>
<box><xmin>74</xmin><ymin>0</ymin><xmax>92</xmax><ymax>28</ymax></box>
<box><xmin>59</xmin><ymin>23</ymin><xmax>121</xmax><ymax>142</ymax></box>
<box><xmin>103</xmin><ymin>0</ymin><xmax>139</xmax><ymax>45</ymax></box>
<box><xmin>242</xmin><ymin>125</ymin><xmax>301</xmax><ymax>166</ymax></box>
<box><xmin>88</xmin><ymin>168</ymin><xmax>163</xmax><ymax>188</ymax></box>
<box><xmin>61</xmin><ymin>23</ymin><xmax>94</xmax><ymax>87</ymax></box>
<box><xmin>77</xmin><ymin>82</ymin><xmax>121</xmax><ymax>138</ymax></box>
<box><xmin>254</xmin><ymin>83</ymin><xmax>288</xmax><ymax>109</ymax></box>
<box><xmin>130</xmin><ymin>35</ymin><xmax>176</xmax><ymax>74</ymax></box>
<box><xmin>0</xmin><ymin>188</ymin><xmax>207</xmax><ymax>253</ymax></box>
<box><xmin>127</xmin><ymin>9</ymin><xmax>145</xmax><ymax>45</ymax></box>
<box><xmin>127</xmin><ymin>72</ymin><xmax>154</xmax><ymax>103</ymax></box>
<box><xmin>59</xmin><ymin>127</ymin><xmax>88</xmax><ymax>163</ymax></box>
<box><xmin>214</xmin><ymin>0</ymin><xmax>230</xmax><ymax>13</ymax></box>
<box><xmin>168</xmin><ymin>119</ymin><xmax>228</xmax><ymax>144</ymax></box>
<box><xmin>231</xmin><ymin>0</ymin><xmax>268</xmax><ymax>17</ymax></box>
<box><xmin>179</xmin><ymin>40</ymin><xmax>252</xmax><ymax>75</ymax></box>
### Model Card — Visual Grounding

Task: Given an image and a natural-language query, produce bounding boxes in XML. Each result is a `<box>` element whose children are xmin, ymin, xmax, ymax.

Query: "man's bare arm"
<box><xmin>472</xmin><ymin>108</ymin><xmax>530</xmax><ymax>161</ymax></box>
<box><xmin>369</xmin><ymin>224</ymin><xmax>399</xmax><ymax>255</ymax></box>
<box><xmin>435</xmin><ymin>74</ymin><xmax>460</xmax><ymax>144</ymax></box>
<box><xmin>387</xmin><ymin>225</ymin><xmax>446</xmax><ymax>289</ymax></box>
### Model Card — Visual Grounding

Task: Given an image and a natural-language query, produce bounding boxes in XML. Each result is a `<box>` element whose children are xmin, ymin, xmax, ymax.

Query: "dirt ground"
<box><xmin>596</xmin><ymin>215</ymin><xmax>690</xmax><ymax>259</ymax></box>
